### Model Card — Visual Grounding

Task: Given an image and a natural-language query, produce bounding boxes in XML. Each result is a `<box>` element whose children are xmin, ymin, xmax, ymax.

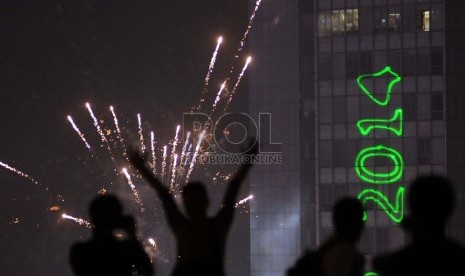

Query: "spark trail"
<box><xmin>226</xmin><ymin>0</ymin><xmax>263</xmax><ymax>77</ymax></box>
<box><xmin>185</xmin><ymin>130</ymin><xmax>206</xmax><ymax>184</ymax></box>
<box><xmin>0</xmin><ymin>161</ymin><xmax>39</xmax><ymax>185</ymax></box>
<box><xmin>239</xmin><ymin>0</ymin><xmax>263</xmax><ymax>52</ymax></box>
<box><xmin>86</xmin><ymin>103</ymin><xmax>114</xmax><ymax>160</ymax></box>
<box><xmin>170</xmin><ymin>154</ymin><xmax>178</xmax><ymax>190</ymax></box>
<box><xmin>150</xmin><ymin>131</ymin><xmax>157</xmax><ymax>174</ymax></box>
<box><xmin>235</xmin><ymin>195</ymin><xmax>254</xmax><ymax>207</ymax></box>
<box><xmin>179</xmin><ymin>132</ymin><xmax>191</xmax><ymax>172</ymax></box>
<box><xmin>67</xmin><ymin>116</ymin><xmax>91</xmax><ymax>150</ymax></box>
<box><xmin>196</xmin><ymin>36</ymin><xmax>224</xmax><ymax>111</ymax></box>
<box><xmin>62</xmin><ymin>213</ymin><xmax>93</xmax><ymax>228</ymax></box>
<box><xmin>110</xmin><ymin>106</ymin><xmax>127</xmax><ymax>158</ymax></box>
<box><xmin>122</xmin><ymin>168</ymin><xmax>144</xmax><ymax>212</ymax></box>
<box><xmin>137</xmin><ymin>114</ymin><xmax>145</xmax><ymax>152</ymax></box>
<box><xmin>161</xmin><ymin>145</ymin><xmax>168</xmax><ymax>181</ymax></box>
<box><xmin>211</xmin><ymin>81</ymin><xmax>227</xmax><ymax>113</ymax></box>
<box><xmin>224</xmin><ymin>57</ymin><xmax>252</xmax><ymax>112</ymax></box>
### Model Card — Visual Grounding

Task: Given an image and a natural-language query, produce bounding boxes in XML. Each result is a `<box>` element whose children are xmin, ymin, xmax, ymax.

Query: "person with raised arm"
<box><xmin>130</xmin><ymin>139</ymin><xmax>257</xmax><ymax>276</ymax></box>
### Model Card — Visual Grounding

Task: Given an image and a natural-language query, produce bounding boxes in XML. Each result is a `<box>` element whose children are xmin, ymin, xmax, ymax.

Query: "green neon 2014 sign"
<box><xmin>357</xmin><ymin>108</ymin><xmax>403</xmax><ymax>137</ymax></box>
<box><xmin>357</xmin><ymin>66</ymin><xmax>402</xmax><ymax>107</ymax></box>
<box><xmin>355</xmin><ymin>145</ymin><xmax>404</xmax><ymax>184</ymax></box>
<box><xmin>355</xmin><ymin>66</ymin><xmax>405</xmax><ymax>226</ymax></box>
<box><xmin>358</xmin><ymin>187</ymin><xmax>405</xmax><ymax>223</ymax></box>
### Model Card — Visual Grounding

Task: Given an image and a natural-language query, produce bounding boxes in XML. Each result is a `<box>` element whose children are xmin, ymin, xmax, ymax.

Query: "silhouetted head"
<box><xmin>89</xmin><ymin>194</ymin><xmax>123</xmax><ymax>230</ymax></box>
<box><xmin>333</xmin><ymin>198</ymin><xmax>365</xmax><ymax>242</ymax></box>
<box><xmin>182</xmin><ymin>182</ymin><xmax>209</xmax><ymax>219</ymax></box>
<box><xmin>406</xmin><ymin>175</ymin><xmax>454</xmax><ymax>231</ymax></box>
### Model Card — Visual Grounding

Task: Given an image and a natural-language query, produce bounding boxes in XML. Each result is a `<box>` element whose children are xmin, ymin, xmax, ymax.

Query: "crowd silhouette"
<box><xmin>69</xmin><ymin>148</ymin><xmax>465</xmax><ymax>276</ymax></box>
<box><xmin>70</xmin><ymin>194</ymin><xmax>153</xmax><ymax>276</ymax></box>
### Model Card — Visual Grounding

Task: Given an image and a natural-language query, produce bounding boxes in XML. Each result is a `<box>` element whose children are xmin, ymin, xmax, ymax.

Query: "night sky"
<box><xmin>0</xmin><ymin>1</ymin><xmax>250</xmax><ymax>274</ymax></box>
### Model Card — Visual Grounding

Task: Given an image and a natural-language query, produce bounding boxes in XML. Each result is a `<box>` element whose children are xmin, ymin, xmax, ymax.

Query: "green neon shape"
<box><xmin>357</xmin><ymin>108</ymin><xmax>404</xmax><ymax>137</ymax></box>
<box><xmin>364</xmin><ymin>273</ymin><xmax>379</xmax><ymax>276</ymax></box>
<box><xmin>355</xmin><ymin>145</ymin><xmax>404</xmax><ymax>184</ymax></box>
<box><xmin>357</xmin><ymin>66</ymin><xmax>402</xmax><ymax>106</ymax></box>
<box><xmin>358</xmin><ymin>186</ymin><xmax>405</xmax><ymax>223</ymax></box>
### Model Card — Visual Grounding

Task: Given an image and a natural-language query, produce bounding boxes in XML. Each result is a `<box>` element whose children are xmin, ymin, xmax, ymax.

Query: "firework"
<box><xmin>122</xmin><ymin>168</ymin><xmax>144</xmax><ymax>212</ymax></box>
<box><xmin>196</xmin><ymin>36</ymin><xmax>224</xmax><ymax>111</ymax></box>
<box><xmin>185</xmin><ymin>130</ymin><xmax>206</xmax><ymax>184</ymax></box>
<box><xmin>239</xmin><ymin>0</ymin><xmax>262</xmax><ymax>52</ymax></box>
<box><xmin>161</xmin><ymin>145</ymin><xmax>168</xmax><ymax>181</ymax></box>
<box><xmin>179</xmin><ymin>132</ymin><xmax>191</xmax><ymax>171</ymax></box>
<box><xmin>224</xmin><ymin>57</ymin><xmax>252</xmax><ymax>112</ymax></box>
<box><xmin>170</xmin><ymin>125</ymin><xmax>181</xmax><ymax>159</ymax></box>
<box><xmin>67</xmin><ymin>116</ymin><xmax>91</xmax><ymax>150</ymax></box>
<box><xmin>235</xmin><ymin>195</ymin><xmax>254</xmax><ymax>207</ymax></box>
<box><xmin>137</xmin><ymin>113</ymin><xmax>146</xmax><ymax>152</ymax></box>
<box><xmin>150</xmin><ymin>131</ymin><xmax>157</xmax><ymax>174</ymax></box>
<box><xmin>85</xmin><ymin>103</ymin><xmax>116</xmax><ymax>164</ymax></box>
<box><xmin>211</xmin><ymin>81</ymin><xmax>227</xmax><ymax>112</ymax></box>
<box><xmin>184</xmin><ymin>144</ymin><xmax>193</xmax><ymax>167</ymax></box>
<box><xmin>62</xmin><ymin>213</ymin><xmax>93</xmax><ymax>228</ymax></box>
<box><xmin>170</xmin><ymin>154</ymin><xmax>178</xmax><ymax>190</ymax></box>
<box><xmin>110</xmin><ymin>106</ymin><xmax>127</xmax><ymax>158</ymax></box>
<box><xmin>0</xmin><ymin>161</ymin><xmax>39</xmax><ymax>185</ymax></box>
<box><xmin>148</xmin><ymin>238</ymin><xmax>158</xmax><ymax>252</ymax></box>
<box><xmin>227</xmin><ymin>0</ymin><xmax>262</xmax><ymax>77</ymax></box>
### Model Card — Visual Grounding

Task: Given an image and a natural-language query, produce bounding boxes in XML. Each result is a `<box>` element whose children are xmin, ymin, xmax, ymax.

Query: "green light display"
<box><xmin>355</xmin><ymin>145</ymin><xmax>404</xmax><ymax>184</ymax></box>
<box><xmin>358</xmin><ymin>186</ymin><xmax>405</xmax><ymax>223</ymax></box>
<box><xmin>355</xmin><ymin>66</ymin><xmax>404</xmax><ymax>276</ymax></box>
<box><xmin>357</xmin><ymin>66</ymin><xmax>402</xmax><ymax>107</ymax></box>
<box><xmin>357</xmin><ymin>108</ymin><xmax>403</xmax><ymax>137</ymax></box>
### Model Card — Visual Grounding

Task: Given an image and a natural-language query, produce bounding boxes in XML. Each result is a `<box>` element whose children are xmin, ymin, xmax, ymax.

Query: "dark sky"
<box><xmin>0</xmin><ymin>1</ymin><xmax>250</xmax><ymax>274</ymax></box>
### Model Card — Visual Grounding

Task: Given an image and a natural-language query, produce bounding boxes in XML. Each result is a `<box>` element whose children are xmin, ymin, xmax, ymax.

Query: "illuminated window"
<box><xmin>317</xmin><ymin>9</ymin><xmax>359</xmax><ymax>36</ymax></box>
<box><xmin>345</xmin><ymin>9</ymin><xmax>359</xmax><ymax>34</ymax></box>
<box><xmin>388</xmin><ymin>13</ymin><xmax>401</xmax><ymax>32</ymax></box>
<box><xmin>331</xmin><ymin>10</ymin><xmax>345</xmax><ymax>35</ymax></box>
<box><xmin>421</xmin><ymin>11</ymin><xmax>430</xmax><ymax>31</ymax></box>
<box><xmin>374</xmin><ymin>7</ymin><xmax>387</xmax><ymax>33</ymax></box>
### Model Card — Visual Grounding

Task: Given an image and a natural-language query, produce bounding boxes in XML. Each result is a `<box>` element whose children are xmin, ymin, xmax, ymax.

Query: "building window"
<box><xmin>318</xmin><ymin>54</ymin><xmax>332</xmax><ymax>80</ymax></box>
<box><xmin>388</xmin><ymin>13</ymin><xmax>401</xmax><ymax>32</ymax></box>
<box><xmin>318</xmin><ymin>9</ymin><xmax>359</xmax><ymax>37</ymax></box>
<box><xmin>346</xmin><ymin>52</ymin><xmax>359</xmax><ymax>79</ymax></box>
<box><xmin>318</xmin><ymin>11</ymin><xmax>331</xmax><ymax>37</ymax></box>
<box><xmin>417</xmin><ymin>138</ymin><xmax>431</xmax><ymax>165</ymax></box>
<box><xmin>416</xmin><ymin>48</ymin><xmax>430</xmax><ymax>76</ymax></box>
<box><xmin>421</xmin><ymin>11</ymin><xmax>431</xmax><ymax>31</ymax></box>
<box><xmin>402</xmin><ymin>50</ymin><xmax>416</xmax><ymax>76</ymax></box>
<box><xmin>331</xmin><ymin>10</ymin><xmax>345</xmax><ymax>35</ymax></box>
<box><xmin>359</xmin><ymin>51</ymin><xmax>373</xmax><ymax>74</ymax></box>
<box><xmin>345</xmin><ymin>9</ymin><xmax>359</xmax><ymax>34</ymax></box>
<box><xmin>431</xmin><ymin>48</ymin><xmax>443</xmax><ymax>75</ymax></box>
<box><xmin>375</xmin><ymin>7</ymin><xmax>387</xmax><ymax>33</ymax></box>
<box><xmin>432</xmin><ymin>93</ymin><xmax>444</xmax><ymax>120</ymax></box>
<box><xmin>403</xmin><ymin>93</ymin><xmax>417</xmax><ymax>121</ymax></box>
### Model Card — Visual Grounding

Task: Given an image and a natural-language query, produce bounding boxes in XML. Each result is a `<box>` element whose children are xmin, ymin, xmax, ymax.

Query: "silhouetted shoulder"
<box><xmin>375</xmin><ymin>239</ymin><xmax>465</xmax><ymax>276</ymax></box>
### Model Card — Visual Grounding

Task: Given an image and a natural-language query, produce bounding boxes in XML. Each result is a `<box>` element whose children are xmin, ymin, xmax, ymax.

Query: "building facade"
<box><xmin>249</xmin><ymin>0</ymin><xmax>465</xmax><ymax>275</ymax></box>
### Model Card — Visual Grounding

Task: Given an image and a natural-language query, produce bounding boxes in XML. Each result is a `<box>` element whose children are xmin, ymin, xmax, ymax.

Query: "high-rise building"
<box><xmin>248</xmin><ymin>0</ymin><xmax>465</xmax><ymax>275</ymax></box>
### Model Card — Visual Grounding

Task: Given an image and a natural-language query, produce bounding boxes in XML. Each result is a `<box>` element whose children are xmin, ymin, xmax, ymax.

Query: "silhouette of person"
<box><xmin>70</xmin><ymin>194</ymin><xmax>154</xmax><ymax>276</ymax></box>
<box><xmin>130</xmin><ymin>142</ymin><xmax>257</xmax><ymax>276</ymax></box>
<box><xmin>373</xmin><ymin>175</ymin><xmax>465</xmax><ymax>275</ymax></box>
<box><xmin>288</xmin><ymin>198</ymin><xmax>365</xmax><ymax>276</ymax></box>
